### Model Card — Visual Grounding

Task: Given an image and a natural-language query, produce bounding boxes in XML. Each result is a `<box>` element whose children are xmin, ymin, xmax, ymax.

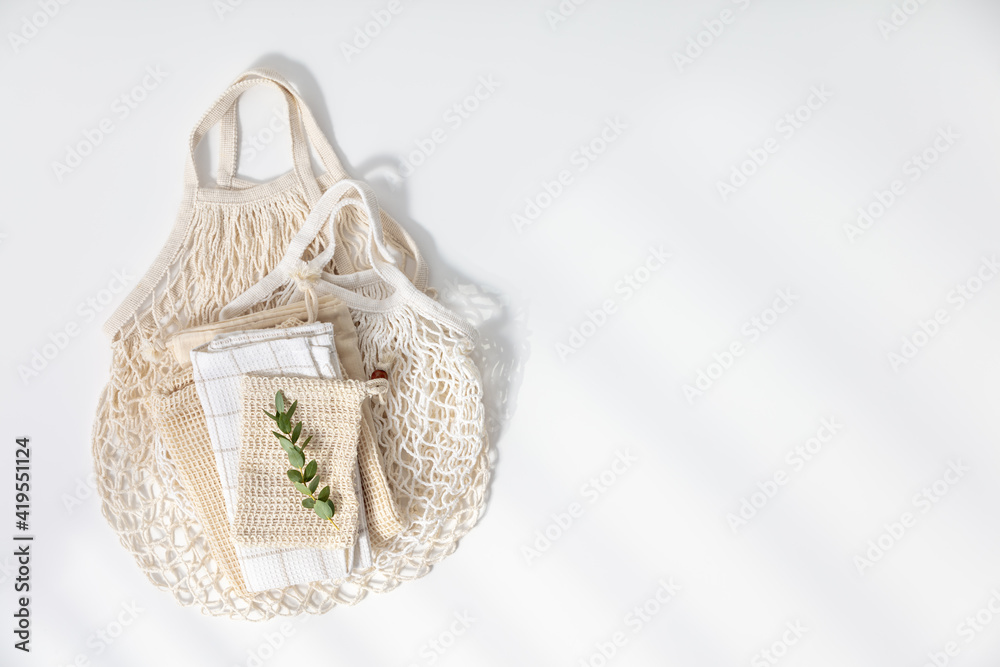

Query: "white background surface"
<box><xmin>3</xmin><ymin>0</ymin><xmax>1000</xmax><ymax>665</ymax></box>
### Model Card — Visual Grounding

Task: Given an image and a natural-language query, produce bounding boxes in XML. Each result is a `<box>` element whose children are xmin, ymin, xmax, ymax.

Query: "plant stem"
<box><xmin>296</xmin><ymin>464</ymin><xmax>339</xmax><ymax>530</ymax></box>
<box><xmin>276</xmin><ymin>394</ymin><xmax>338</xmax><ymax>530</ymax></box>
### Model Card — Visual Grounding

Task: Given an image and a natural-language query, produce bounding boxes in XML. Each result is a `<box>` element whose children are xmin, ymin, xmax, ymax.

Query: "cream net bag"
<box><xmin>91</xmin><ymin>69</ymin><xmax>490</xmax><ymax>620</ymax></box>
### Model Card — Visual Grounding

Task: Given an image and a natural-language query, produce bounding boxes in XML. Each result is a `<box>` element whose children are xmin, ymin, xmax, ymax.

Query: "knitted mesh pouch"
<box><xmin>147</xmin><ymin>370</ymin><xmax>252</xmax><ymax>599</ymax></box>
<box><xmin>234</xmin><ymin>374</ymin><xmax>386</xmax><ymax>549</ymax></box>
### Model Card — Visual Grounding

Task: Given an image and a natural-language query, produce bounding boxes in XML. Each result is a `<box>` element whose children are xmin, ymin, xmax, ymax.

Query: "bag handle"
<box><xmin>102</xmin><ymin>71</ymin><xmax>356</xmax><ymax>340</ymax></box>
<box><xmin>220</xmin><ymin>180</ymin><xmax>475</xmax><ymax>337</ymax></box>
<box><xmin>213</xmin><ymin>69</ymin><xmax>350</xmax><ymax>190</ymax></box>
<box><xmin>219</xmin><ymin>179</ymin><xmax>394</xmax><ymax>320</ymax></box>
<box><xmin>207</xmin><ymin>70</ymin><xmax>429</xmax><ymax>290</ymax></box>
<box><xmin>333</xmin><ymin>203</ymin><xmax>431</xmax><ymax>292</ymax></box>
<box><xmin>184</xmin><ymin>69</ymin><xmax>338</xmax><ymax>206</ymax></box>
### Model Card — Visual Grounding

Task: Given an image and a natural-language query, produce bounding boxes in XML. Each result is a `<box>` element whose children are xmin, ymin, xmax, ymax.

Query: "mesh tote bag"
<box><xmin>90</xmin><ymin>70</ymin><xmax>487</xmax><ymax>620</ymax></box>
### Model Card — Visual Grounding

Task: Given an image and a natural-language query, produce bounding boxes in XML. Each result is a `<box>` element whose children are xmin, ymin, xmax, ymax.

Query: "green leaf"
<box><xmin>277</xmin><ymin>414</ymin><xmax>292</xmax><ymax>434</ymax></box>
<box><xmin>288</xmin><ymin>448</ymin><xmax>305</xmax><ymax>469</ymax></box>
<box><xmin>303</xmin><ymin>460</ymin><xmax>318</xmax><ymax>482</ymax></box>
<box><xmin>313</xmin><ymin>500</ymin><xmax>333</xmax><ymax>520</ymax></box>
<box><xmin>301</xmin><ymin>435</ymin><xmax>313</xmax><ymax>449</ymax></box>
<box><xmin>309</xmin><ymin>476</ymin><xmax>320</xmax><ymax>494</ymax></box>
<box><xmin>293</xmin><ymin>481</ymin><xmax>310</xmax><ymax>495</ymax></box>
<box><xmin>263</xmin><ymin>410</ymin><xmax>279</xmax><ymax>424</ymax></box>
<box><xmin>302</xmin><ymin>498</ymin><xmax>315</xmax><ymax>509</ymax></box>
<box><xmin>318</xmin><ymin>486</ymin><xmax>330</xmax><ymax>502</ymax></box>
<box><xmin>286</xmin><ymin>469</ymin><xmax>302</xmax><ymax>483</ymax></box>
<box><xmin>291</xmin><ymin>422</ymin><xmax>302</xmax><ymax>444</ymax></box>
<box><xmin>286</xmin><ymin>401</ymin><xmax>297</xmax><ymax>420</ymax></box>
<box><xmin>275</xmin><ymin>391</ymin><xmax>284</xmax><ymax>413</ymax></box>
<box><xmin>275</xmin><ymin>435</ymin><xmax>294</xmax><ymax>452</ymax></box>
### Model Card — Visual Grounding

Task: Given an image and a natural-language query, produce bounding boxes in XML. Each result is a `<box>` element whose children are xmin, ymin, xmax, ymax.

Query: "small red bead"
<box><xmin>371</xmin><ymin>369</ymin><xmax>388</xmax><ymax>380</ymax></box>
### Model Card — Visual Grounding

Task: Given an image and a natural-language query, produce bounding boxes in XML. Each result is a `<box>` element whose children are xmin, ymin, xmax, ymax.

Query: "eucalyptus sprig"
<box><xmin>264</xmin><ymin>390</ymin><xmax>338</xmax><ymax>529</ymax></box>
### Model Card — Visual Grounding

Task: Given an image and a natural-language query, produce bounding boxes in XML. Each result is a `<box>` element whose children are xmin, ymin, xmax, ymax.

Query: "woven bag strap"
<box><xmin>103</xmin><ymin>70</ymin><xmax>327</xmax><ymax>338</ymax></box>
<box><xmin>184</xmin><ymin>69</ymin><xmax>337</xmax><ymax>207</ymax></box>
<box><xmin>214</xmin><ymin>69</ymin><xmax>350</xmax><ymax>189</ymax></box>
<box><xmin>213</xmin><ymin>71</ymin><xmax>428</xmax><ymax>291</ymax></box>
<box><xmin>220</xmin><ymin>180</ymin><xmax>476</xmax><ymax>337</ymax></box>
<box><xmin>219</xmin><ymin>179</ymin><xmax>393</xmax><ymax>319</ymax></box>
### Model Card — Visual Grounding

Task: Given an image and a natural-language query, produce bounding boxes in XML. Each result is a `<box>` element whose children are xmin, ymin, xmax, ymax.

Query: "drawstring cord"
<box><xmin>288</xmin><ymin>260</ymin><xmax>322</xmax><ymax>323</ymax></box>
<box><xmin>365</xmin><ymin>378</ymin><xmax>389</xmax><ymax>406</ymax></box>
